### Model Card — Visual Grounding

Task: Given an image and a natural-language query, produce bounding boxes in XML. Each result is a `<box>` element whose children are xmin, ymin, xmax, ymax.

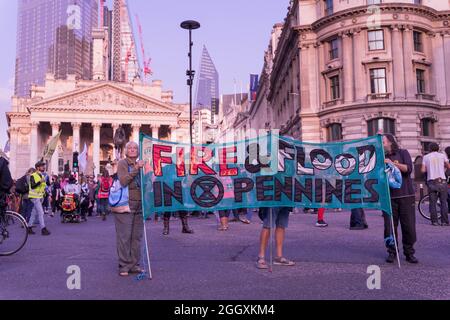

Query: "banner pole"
<box><xmin>139</xmin><ymin>133</ymin><xmax>153</xmax><ymax>279</ymax></box>
<box><xmin>143</xmin><ymin>218</ymin><xmax>153</xmax><ymax>279</ymax></box>
<box><xmin>390</xmin><ymin>214</ymin><xmax>401</xmax><ymax>269</ymax></box>
<box><xmin>269</xmin><ymin>207</ymin><xmax>274</xmax><ymax>273</ymax></box>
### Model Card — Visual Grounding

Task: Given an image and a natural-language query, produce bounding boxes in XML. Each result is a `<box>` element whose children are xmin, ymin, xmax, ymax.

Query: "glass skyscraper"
<box><xmin>194</xmin><ymin>45</ymin><xmax>220</xmax><ymax>121</ymax></box>
<box><xmin>15</xmin><ymin>0</ymin><xmax>98</xmax><ymax>97</ymax></box>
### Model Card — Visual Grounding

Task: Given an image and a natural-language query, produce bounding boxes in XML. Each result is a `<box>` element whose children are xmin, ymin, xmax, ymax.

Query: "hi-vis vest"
<box><xmin>28</xmin><ymin>172</ymin><xmax>46</xmax><ymax>199</ymax></box>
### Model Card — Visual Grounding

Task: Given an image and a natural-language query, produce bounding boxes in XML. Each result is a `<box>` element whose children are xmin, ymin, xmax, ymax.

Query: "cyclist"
<box><xmin>0</xmin><ymin>149</ymin><xmax>14</xmax><ymax>216</ymax></box>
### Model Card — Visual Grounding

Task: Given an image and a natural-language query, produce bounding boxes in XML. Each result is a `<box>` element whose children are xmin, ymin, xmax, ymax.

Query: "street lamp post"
<box><xmin>180</xmin><ymin>20</ymin><xmax>201</xmax><ymax>146</ymax></box>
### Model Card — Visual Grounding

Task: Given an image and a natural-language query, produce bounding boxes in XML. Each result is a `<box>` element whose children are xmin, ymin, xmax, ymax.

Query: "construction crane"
<box><xmin>124</xmin><ymin>42</ymin><xmax>134</xmax><ymax>82</ymax></box>
<box><xmin>135</xmin><ymin>14</ymin><xmax>153</xmax><ymax>81</ymax></box>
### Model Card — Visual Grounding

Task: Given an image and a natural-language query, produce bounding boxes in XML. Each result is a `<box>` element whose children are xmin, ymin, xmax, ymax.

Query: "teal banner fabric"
<box><xmin>140</xmin><ymin>134</ymin><xmax>391</xmax><ymax>217</ymax></box>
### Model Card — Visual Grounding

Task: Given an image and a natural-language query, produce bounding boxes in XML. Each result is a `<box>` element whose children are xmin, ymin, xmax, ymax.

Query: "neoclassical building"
<box><xmin>246</xmin><ymin>0</ymin><xmax>450</xmax><ymax>160</ymax></box>
<box><xmin>6</xmin><ymin>74</ymin><xmax>190</xmax><ymax>178</ymax></box>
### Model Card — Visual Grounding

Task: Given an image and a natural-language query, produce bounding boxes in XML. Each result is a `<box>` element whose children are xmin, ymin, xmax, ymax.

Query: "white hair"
<box><xmin>125</xmin><ymin>141</ymin><xmax>140</xmax><ymax>157</ymax></box>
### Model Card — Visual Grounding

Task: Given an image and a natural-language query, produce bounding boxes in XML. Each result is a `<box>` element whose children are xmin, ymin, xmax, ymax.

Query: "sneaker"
<box><xmin>441</xmin><ymin>222</ymin><xmax>449</xmax><ymax>226</ymax></box>
<box><xmin>432</xmin><ymin>222</ymin><xmax>441</xmax><ymax>226</ymax></box>
<box><xmin>273</xmin><ymin>257</ymin><xmax>295</xmax><ymax>266</ymax></box>
<box><xmin>256</xmin><ymin>257</ymin><xmax>269</xmax><ymax>269</ymax></box>
<box><xmin>41</xmin><ymin>228</ymin><xmax>51</xmax><ymax>236</ymax></box>
<box><xmin>386</xmin><ymin>252</ymin><xmax>396</xmax><ymax>263</ymax></box>
<box><xmin>350</xmin><ymin>225</ymin><xmax>365</xmax><ymax>230</ymax></box>
<box><xmin>27</xmin><ymin>227</ymin><xmax>35</xmax><ymax>235</ymax></box>
<box><xmin>315</xmin><ymin>220</ymin><xmax>328</xmax><ymax>227</ymax></box>
<box><xmin>406</xmin><ymin>255</ymin><xmax>419</xmax><ymax>264</ymax></box>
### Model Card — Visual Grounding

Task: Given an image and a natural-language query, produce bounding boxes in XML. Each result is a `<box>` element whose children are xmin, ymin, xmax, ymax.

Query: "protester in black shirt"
<box><xmin>382</xmin><ymin>134</ymin><xmax>418</xmax><ymax>264</ymax></box>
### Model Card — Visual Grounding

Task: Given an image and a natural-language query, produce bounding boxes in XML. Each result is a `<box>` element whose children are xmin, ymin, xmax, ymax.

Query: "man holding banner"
<box><xmin>382</xmin><ymin>134</ymin><xmax>418</xmax><ymax>264</ymax></box>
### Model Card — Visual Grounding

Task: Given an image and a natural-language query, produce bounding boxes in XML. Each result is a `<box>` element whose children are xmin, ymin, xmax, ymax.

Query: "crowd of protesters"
<box><xmin>1</xmin><ymin>133</ymin><xmax>449</xmax><ymax>275</ymax></box>
<box><xmin>1</xmin><ymin>160</ymin><xmax>117</xmax><ymax>236</ymax></box>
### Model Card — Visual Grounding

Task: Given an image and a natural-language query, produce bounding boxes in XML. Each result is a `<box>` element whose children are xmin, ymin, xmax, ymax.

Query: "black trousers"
<box><xmin>163</xmin><ymin>211</ymin><xmax>187</xmax><ymax>219</ymax></box>
<box><xmin>383</xmin><ymin>196</ymin><xmax>416</xmax><ymax>257</ymax></box>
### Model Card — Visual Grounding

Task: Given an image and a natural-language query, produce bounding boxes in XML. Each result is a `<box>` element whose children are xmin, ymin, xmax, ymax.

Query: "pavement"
<box><xmin>1</xmin><ymin>209</ymin><xmax>449</xmax><ymax>300</ymax></box>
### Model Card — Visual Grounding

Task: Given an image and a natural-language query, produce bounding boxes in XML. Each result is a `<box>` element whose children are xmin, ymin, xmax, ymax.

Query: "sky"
<box><xmin>0</xmin><ymin>0</ymin><xmax>289</xmax><ymax>148</ymax></box>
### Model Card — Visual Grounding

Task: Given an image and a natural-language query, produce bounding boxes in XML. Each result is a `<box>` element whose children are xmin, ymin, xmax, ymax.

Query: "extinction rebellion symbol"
<box><xmin>190</xmin><ymin>176</ymin><xmax>224</xmax><ymax>208</ymax></box>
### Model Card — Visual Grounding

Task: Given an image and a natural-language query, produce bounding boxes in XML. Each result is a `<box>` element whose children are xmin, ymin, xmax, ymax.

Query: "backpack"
<box><xmin>15</xmin><ymin>175</ymin><xmax>29</xmax><ymax>195</ymax></box>
<box><xmin>100</xmin><ymin>178</ymin><xmax>110</xmax><ymax>193</ymax></box>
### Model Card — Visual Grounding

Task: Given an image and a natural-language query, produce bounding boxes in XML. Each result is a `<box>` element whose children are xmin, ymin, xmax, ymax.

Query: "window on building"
<box><xmin>327</xmin><ymin>123</ymin><xmax>343</xmax><ymax>142</ymax></box>
<box><xmin>368</xmin><ymin>30</ymin><xmax>384</xmax><ymax>51</ymax></box>
<box><xmin>367</xmin><ymin>118</ymin><xmax>395</xmax><ymax>136</ymax></box>
<box><xmin>367</xmin><ymin>0</ymin><xmax>382</xmax><ymax>4</ymax></box>
<box><xmin>416</xmin><ymin>69</ymin><xmax>426</xmax><ymax>93</ymax></box>
<box><xmin>329</xmin><ymin>38</ymin><xmax>339</xmax><ymax>60</ymax></box>
<box><xmin>421</xmin><ymin>118</ymin><xmax>435</xmax><ymax>137</ymax></box>
<box><xmin>330</xmin><ymin>75</ymin><xmax>340</xmax><ymax>100</ymax></box>
<box><xmin>414</xmin><ymin>0</ymin><xmax>422</xmax><ymax>4</ymax></box>
<box><xmin>413</xmin><ymin>31</ymin><xmax>423</xmax><ymax>52</ymax></box>
<box><xmin>370</xmin><ymin>68</ymin><xmax>387</xmax><ymax>94</ymax></box>
<box><xmin>324</xmin><ymin>0</ymin><xmax>333</xmax><ymax>16</ymax></box>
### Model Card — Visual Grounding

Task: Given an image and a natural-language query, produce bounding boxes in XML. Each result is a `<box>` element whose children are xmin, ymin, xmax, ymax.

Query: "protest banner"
<box><xmin>140</xmin><ymin>134</ymin><xmax>391</xmax><ymax>218</ymax></box>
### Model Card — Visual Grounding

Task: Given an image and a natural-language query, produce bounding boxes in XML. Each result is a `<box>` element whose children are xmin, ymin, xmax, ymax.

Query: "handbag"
<box><xmin>108</xmin><ymin>167</ymin><xmax>131</xmax><ymax>213</ymax></box>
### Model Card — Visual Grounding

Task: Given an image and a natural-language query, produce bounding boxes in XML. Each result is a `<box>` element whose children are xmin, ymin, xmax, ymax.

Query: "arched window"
<box><xmin>367</xmin><ymin>118</ymin><xmax>395</xmax><ymax>136</ymax></box>
<box><xmin>327</xmin><ymin>123</ymin><xmax>342</xmax><ymax>142</ymax></box>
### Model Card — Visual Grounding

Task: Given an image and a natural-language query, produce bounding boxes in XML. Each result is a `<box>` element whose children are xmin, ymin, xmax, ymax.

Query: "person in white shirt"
<box><xmin>422</xmin><ymin>143</ymin><xmax>450</xmax><ymax>226</ymax></box>
<box><xmin>63</xmin><ymin>176</ymin><xmax>81</xmax><ymax>195</ymax></box>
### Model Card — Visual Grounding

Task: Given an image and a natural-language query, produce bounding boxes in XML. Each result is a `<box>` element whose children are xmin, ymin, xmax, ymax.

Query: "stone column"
<box><xmin>343</xmin><ymin>32</ymin><xmax>354</xmax><ymax>103</ymax></box>
<box><xmin>170</xmin><ymin>126</ymin><xmax>179</xmax><ymax>143</ymax></box>
<box><xmin>403</xmin><ymin>26</ymin><xmax>415</xmax><ymax>99</ymax></box>
<box><xmin>30</xmin><ymin>122</ymin><xmax>39</xmax><ymax>167</ymax></box>
<box><xmin>50</xmin><ymin>122</ymin><xmax>60</xmax><ymax>175</ymax></box>
<box><xmin>132</xmin><ymin>124</ymin><xmax>141</xmax><ymax>143</ymax></box>
<box><xmin>72</xmin><ymin>122</ymin><xmax>81</xmax><ymax>153</ymax></box>
<box><xmin>299</xmin><ymin>44</ymin><xmax>311</xmax><ymax>112</ymax></box>
<box><xmin>391</xmin><ymin>26</ymin><xmax>406</xmax><ymax>100</ymax></box>
<box><xmin>444</xmin><ymin>32</ymin><xmax>450</xmax><ymax>105</ymax></box>
<box><xmin>8</xmin><ymin>127</ymin><xmax>18</xmax><ymax>178</ymax></box>
<box><xmin>111</xmin><ymin>123</ymin><xmax>120</xmax><ymax>159</ymax></box>
<box><xmin>92</xmin><ymin>123</ymin><xmax>101</xmax><ymax>177</ymax></box>
<box><xmin>352</xmin><ymin>29</ymin><xmax>365</xmax><ymax>102</ymax></box>
<box><xmin>432</xmin><ymin>33</ymin><xmax>446</xmax><ymax>104</ymax></box>
<box><xmin>151</xmin><ymin>125</ymin><xmax>160</xmax><ymax>140</ymax></box>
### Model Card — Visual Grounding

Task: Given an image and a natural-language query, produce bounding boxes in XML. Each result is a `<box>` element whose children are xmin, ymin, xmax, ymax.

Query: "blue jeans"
<box><xmin>98</xmin><ymin>198</ymin><xmax>109</xmax><ymax>215</ymax></box>
<box><xmin>29</xmin><ymin>198</ymin><xmax>45</xmax><ymax>229</ymax></box>
<box><xmin>21</xmin><ymin>198</ymin><xmax>34</xmax><ymax>223</ymax></box>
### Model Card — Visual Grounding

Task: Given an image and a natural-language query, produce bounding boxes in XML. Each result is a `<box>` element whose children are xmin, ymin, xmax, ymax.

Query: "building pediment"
<box><xmin>29</xmin><ymin>82</ymin><xmax>180</xmax><ymax>114</ymax></box>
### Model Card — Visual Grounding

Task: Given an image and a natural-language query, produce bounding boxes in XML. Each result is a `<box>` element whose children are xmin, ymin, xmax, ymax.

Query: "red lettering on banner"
<box><xmin>153</xmin><ymin>144</ymin><xmax>173</xmax><ymax>176</ymax></box>
<box><xmin>219</xmin><ymin>146</ymin><xmax>238</xmax><ymax>176</ymax></box>
<box><xmin>176</xmin><ymin>147</ymin><xmax>186</xmax><ymax>177</ymax></box>
<box><xmin>190</xmin><ymin>146</ymin><xmax>216</xmax><ymax>175</ymax></box>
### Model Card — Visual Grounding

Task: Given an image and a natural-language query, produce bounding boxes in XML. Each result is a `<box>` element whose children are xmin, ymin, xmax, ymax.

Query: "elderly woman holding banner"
<box><xmin>115</xmin><ymin>141</ymin><xmax>145</xmax><ymax>277</ymax></box>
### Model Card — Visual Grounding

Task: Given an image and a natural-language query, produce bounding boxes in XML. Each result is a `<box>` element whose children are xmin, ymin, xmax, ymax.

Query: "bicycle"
<box><xmin>418</xmin><ymin>194</ymin><xmax>442</xmax><ymax>221</ymax></box>
<box><xmin>0</xmin><ymin>209</ymin><xmax>29</xmax><ymax>256</ymax></box>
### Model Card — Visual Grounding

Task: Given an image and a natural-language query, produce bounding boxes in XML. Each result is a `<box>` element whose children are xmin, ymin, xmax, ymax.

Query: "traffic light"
<box><xmin>73</xmin><ymin>152</ymin><xmax>79</xmax><ymax>169</ymax></box>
